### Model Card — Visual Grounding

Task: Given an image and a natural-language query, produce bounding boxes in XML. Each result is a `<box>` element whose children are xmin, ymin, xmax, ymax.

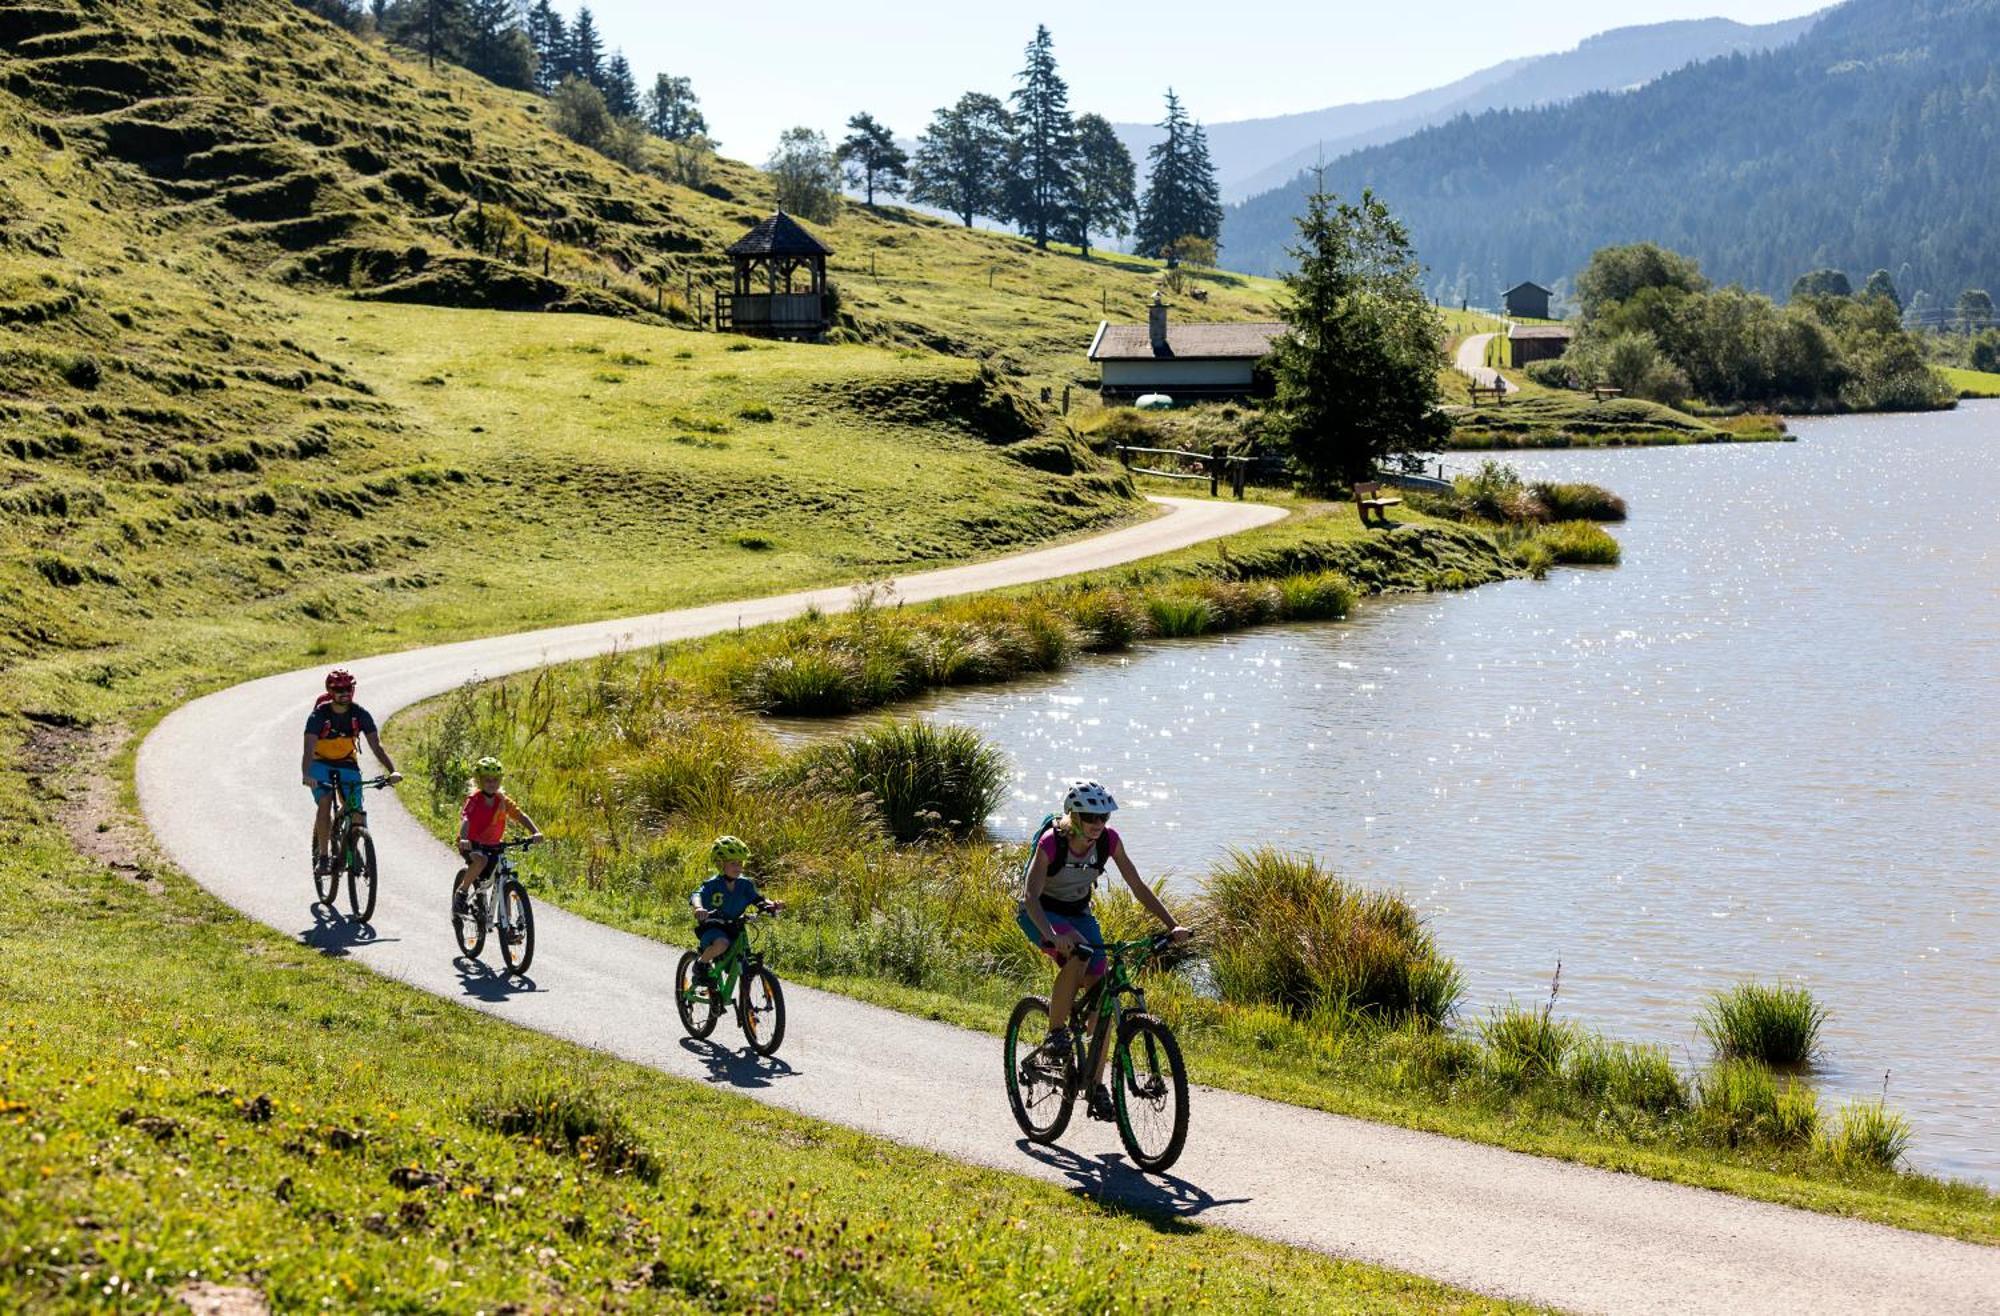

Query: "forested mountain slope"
<box><xmin>1221</xmin><ymin>0</ymin><xmax>1999</xmax><ymax>305</ymax></box>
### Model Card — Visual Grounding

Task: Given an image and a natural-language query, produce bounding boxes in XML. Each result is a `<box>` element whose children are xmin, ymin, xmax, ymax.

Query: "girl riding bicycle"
<box><xmin>1018</xmin><ymin>780</ymin><xmax>1187</xmax><ymax>1120</ymax></box>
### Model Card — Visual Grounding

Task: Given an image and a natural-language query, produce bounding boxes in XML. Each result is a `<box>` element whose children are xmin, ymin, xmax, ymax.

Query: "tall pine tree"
<box><xmin>602</xmin><ymin>50</ymin><xmax>639</xmax><ymax>118</ymax></box>
<box><xmin>1136</xmin><ymin>89</ymin><xmax>1222</xmax><ymax>264</ymax></box>
<box><xmin>836</xmin><ymin>113</ymin><xmax>909</xmax><ymax>206</ymax></box>
<box><xmin>386</xmin><ymin>0</ymin><xmax>468</xmax><ymax>71</ymax></box>
<box><xmin>463</xmin><ymin>0</ymin><xmax>534</xmax><ymax>91</ymax></box>
<box><xmin>1004</xmin><ymin>26</ymin><xmax>1078</xmax><ymax>249</ymax></box>
<box><xmin>1066</xmin><ymin>114</ymin><xmax>1135</xmax><ymax>260</ymax></box>
<box><xmin>910</xmin><ymin>93</ymin><xmax>1011</xmax><ymax>228</ymax></box>
<box><xmin>525</xmin><ymin>0</ymin><xmax>565</xmax><ymax>92</ymax></box>
<box><xmin>567</xmin><ymin>6</ymin><xmax>604</xmax><ymax>90</ymax></box>
<box><xmin>643</xmin><ymin>74</ymin><xmax>707</xmax><ymax>141</ymax></box>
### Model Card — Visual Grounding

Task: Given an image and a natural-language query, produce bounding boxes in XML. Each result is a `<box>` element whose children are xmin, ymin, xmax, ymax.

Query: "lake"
<box><xmin>855</xmin><ymin>404</ymin><xmax>2000</xmax><ymax>1183</ymax></box>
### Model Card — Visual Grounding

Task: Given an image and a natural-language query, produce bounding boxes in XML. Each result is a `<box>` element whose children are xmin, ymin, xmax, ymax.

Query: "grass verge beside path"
<box><xmin>1939</xmin><ymin>366</ymin><xmax>2000</xmax><ymax>398</ymax></box>
<box><xmin>0</xmin><ymin>741</ymin><xmax>1526</xmax><ymax>1314</ymax></box>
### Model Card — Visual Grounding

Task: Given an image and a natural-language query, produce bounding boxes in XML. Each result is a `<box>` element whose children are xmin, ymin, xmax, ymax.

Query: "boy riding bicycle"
<box><xmin>690</xmin><ymin>835</ymin><xmax>784</xmax><ymax>984</ymax></box>
<box><xmin>455</xmin><ymin>756</ymin><xmax>542</xmax><ymax>915</ymax></box>
<box><xmin>1018</xmin><ymin>780</ymin><xmax>1187</xmax><ymax>1120</ymax></box>
<box><xmin>301</xmin><ymin>668</ymin><xmax>400</xmax><ymax>874</ymax></box>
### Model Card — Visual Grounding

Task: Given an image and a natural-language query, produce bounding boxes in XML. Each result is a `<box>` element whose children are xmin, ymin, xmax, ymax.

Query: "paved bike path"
<box><xmin>1456</xmin><ymin>330</ymin><xmax>1520</xmax><ymax>394</ymax></box>
<box><xmin>137</xmin><ymin>496</ymin><xmax>1999</xmax><ymax>1314</ymax></box>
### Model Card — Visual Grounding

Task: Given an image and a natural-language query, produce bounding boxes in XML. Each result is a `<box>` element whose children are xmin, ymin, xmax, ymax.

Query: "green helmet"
<box><xmin>710</xmin><ymin>834</ymin><xmax>750</xmax><ymax>865</ymax></box>
<box><xmin>473</xmin><ymin>755</ymin><xmax>505</xmax><ymax>779</ymax></box>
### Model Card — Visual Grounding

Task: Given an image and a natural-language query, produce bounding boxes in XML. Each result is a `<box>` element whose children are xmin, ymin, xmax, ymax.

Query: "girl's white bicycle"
<box><xmin>454</xmin><ymin>837</ymin><xmax>538</xmax><ymax>976</ymax></box>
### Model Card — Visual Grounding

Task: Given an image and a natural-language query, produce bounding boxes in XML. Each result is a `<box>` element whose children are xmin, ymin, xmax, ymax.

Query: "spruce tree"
<box><xmin>643</xmin><ymin>74</ymin><xmax>708</xmax><ymax>141</ymax></box>
<box><xmin>602</xmin><ymin>50</ymin><xmax>640</xmax><ymax>118</ymax></box>
<box><xmin>567</xmin><ymin>6</ymin><xmax>604</xmax><ymax>90</ymax></box>
<box><xmin>836</xmin><ymin>113</ymin><xmax>909</xmax><ymax>206</ymax></box>
<box><xmin>910</xmin><ymin>93</ymin><xmax>1012</xmax><ymax>227</ymax></box>
<box><xmin>1005</xmin><ymin>25</ymin><xmax>1079</xmax><ymax>249</ymax></box>
<box><xmin>463</xmin><ymin>0</ymin><xmax>534</xmax><ymax>90</ymax></box>
<box><xmin>386</xmin><ymin>0</ymin><xmax>468</xmax><ymax>71</ymax></box>
<box><xmin>1136</xmin><ymin>89</ymin><xmax>1222</xmax><ymax>263</ymax></box>
<box><xmin>525</xmin><ymin>0</ymin><xmax>565</xmax><ymax>92</ymax></box>
<box><xmin>1267</xmin><ymin>179</ymin><xmax>1448</xmax><ymax>488</ymax></box>
<box><xmin>1066</xmin><ymin>114</ymin><xmax>1135</xmax><ymax>260</ymax></box>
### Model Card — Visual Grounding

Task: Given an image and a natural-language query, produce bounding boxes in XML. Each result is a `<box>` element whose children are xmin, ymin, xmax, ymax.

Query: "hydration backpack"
<box><xmin>1022</xmin><ymin>812</ymin><xmax>1111</xmax><ymax>890</ymax></box>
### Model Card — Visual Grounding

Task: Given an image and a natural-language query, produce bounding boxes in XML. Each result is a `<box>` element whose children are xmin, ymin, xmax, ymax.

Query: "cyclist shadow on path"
<box><xmin>454</xmin><ymin>956</ymin><xmax>541</xmax><ymax>1002</ymax></box>
<box><xmin>1016</xmin><ymin>1141</ymin><xmax>1248</xmax><ymax>1231</ymax></box>
<box><xmin>298</xmin><ymin>907</ymin><xmax>396</xmax><ymax>957</ymax></box>
<box><xmin>678</xmin><ymin>1037</ymin><xmax>800</xmax><ymax>1089</ymax></box>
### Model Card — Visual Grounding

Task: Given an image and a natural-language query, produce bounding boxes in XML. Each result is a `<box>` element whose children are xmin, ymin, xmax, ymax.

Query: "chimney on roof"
<box><xmin>1148</xmin><ymin>292</ymin><xmax>1168</xmax><ymax>354</ymax></box>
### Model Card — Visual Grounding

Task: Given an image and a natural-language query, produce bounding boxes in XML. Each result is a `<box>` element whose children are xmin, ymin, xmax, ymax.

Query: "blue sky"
<box><xmin>578</xmin><ymin>1</ymin><xmax>1827</xmax><ymax>161</ymax></box>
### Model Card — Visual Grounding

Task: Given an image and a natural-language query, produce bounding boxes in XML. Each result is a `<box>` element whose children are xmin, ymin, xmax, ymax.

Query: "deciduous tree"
<box><xmin>1863</xmin><ymin>268</ymin><xmax>1902</xmax><ymax>311</ymax></box>
<box><xmin>1790</xmin><ymin>268</ymin><xmax>1853</xmax><ymax>300</ymax></box>
<box><xmin>766</xmin><ymin>127</ymin><xmax>841</xmax><ymax>224</ymax></box>
<box><xmin>1065</xmin><ymin>113</ymin><xmax>1135</xmax><ymax>259</ymax></box>
<box><xmin>643</xmin><ymin>74</ymin><xmax>708</xmax><ymax>142</ymax></box>
<box><xmin>836</xmin><ymin>113</ymin><xmax>910</xmax><ymax>207</ymax></box>
<box><xmin>1266</xmin><ymin>181</ymin><xmax>1448</xmax><ymax>489</ymax></box>
<box><xmin>1957</xmin><ymin>288</ymin><xmax>1994</xmax><ymax>332</ymax></box>
<box><xmin>910</xmin><ymin>93</ymin><xmax>1011</xmax><ymax>227</ymax></box>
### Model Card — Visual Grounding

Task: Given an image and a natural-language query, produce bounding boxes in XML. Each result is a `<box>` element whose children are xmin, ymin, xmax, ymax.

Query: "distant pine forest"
<box><xmin>1222</xmin><ymin>0</ymin><xmax>2000</xmax><ymax>313</ymax></box>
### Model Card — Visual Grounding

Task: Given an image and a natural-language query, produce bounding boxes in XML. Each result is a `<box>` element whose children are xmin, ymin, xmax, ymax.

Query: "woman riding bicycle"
<box><xmin>1018</xmin><ymin>780</ymin><xmax>1187</xmax><ymax>1120</ymax></box>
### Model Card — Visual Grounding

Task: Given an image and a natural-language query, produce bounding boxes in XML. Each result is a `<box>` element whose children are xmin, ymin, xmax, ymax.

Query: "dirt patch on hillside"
<box><xmin>176</xmin><ymin>1282</ymin><xmax>271</xmax><ymax>1316</ymax></box>
<box><xmin>22</xmin><ymin>720</ymin><xmax>163</xmax><ymax>894</ymax></box>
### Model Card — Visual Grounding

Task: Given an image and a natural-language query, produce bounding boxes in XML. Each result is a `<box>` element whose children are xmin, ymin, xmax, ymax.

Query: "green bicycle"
<box><xmin>307</xmin><ymin>767</ymin><xmax>391</xmax><ymax>924</ymax></box>
<box><xmin>673</xmin><ymin>913</ymin><xmax>786</xmax><ymax>1056</ymax></box>
<box><xmin>1003</xmin><ymin>932</ymin><xmax>1191</xmax><ymax>1174</ymax></box>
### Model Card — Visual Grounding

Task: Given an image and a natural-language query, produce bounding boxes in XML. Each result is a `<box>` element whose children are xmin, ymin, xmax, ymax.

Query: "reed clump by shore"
<box><xmin>1700</xmin><ymin>981</ymin><xmax>1828</xmax><ymax>1067</ymax></box>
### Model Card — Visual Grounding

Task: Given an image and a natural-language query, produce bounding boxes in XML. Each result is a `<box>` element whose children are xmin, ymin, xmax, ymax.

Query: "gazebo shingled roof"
<box><xmin>726</xmin><ymin>210</ymin><xmax>833</xmax><ymax>258</ymax></box>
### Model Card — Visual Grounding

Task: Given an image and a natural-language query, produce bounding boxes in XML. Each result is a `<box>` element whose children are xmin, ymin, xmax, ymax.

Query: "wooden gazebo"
<box><xmin>715</xmin><ymin>210</ymin><xmax>833</xmax><ymax>339</ymax></box>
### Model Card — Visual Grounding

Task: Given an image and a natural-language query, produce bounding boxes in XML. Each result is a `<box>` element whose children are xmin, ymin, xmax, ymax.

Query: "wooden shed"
<box><xmin>1507</xmin><ymin>324</ymin><xmax>1574</xmax><ymax>365</ymax></box>
<box><xmin>715</xmin><ymin>210</ymin><xmax>833</xmax><ymax>339</ymax></box>
<box><xmin>1087</xmin><ymin>295</ymin><xmax>1284</xmax><ymax>399</ymax></box>
<box><xmin>1503</xmin><ymin>281</ymin><xmax>1553</xmax><ymax>321</ymax></box>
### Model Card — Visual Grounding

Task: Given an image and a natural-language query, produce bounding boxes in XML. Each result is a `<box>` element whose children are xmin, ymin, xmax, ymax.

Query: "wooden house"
<box><xmin>1503</xmin><ymin>281</ymin><xmax>1553</xmax><ymax>320</ymax></box>
<box><xmin>1506</xmin><ymin>324</ymin><xmax>1574</xmax><ymax>365</ymax></box>
<box><xmin>1087</xmin><ymin>295</ymin><xmax>1284</xmax><ymax>399</ymax></box>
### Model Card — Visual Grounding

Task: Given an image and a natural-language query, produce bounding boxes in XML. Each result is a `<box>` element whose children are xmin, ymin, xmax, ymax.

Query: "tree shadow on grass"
<box><xmin>453</xmin><ymin>956</ymin><xmax>541</xmax><ymax>1001</ymax></box>
<box><xmin>298</xmin><ymin>905</ymin><xmax>396</xmax><ymax>957</ymax></box>
<box><xmin>1014</xmin><ymin>1139</ymin><xmax>1248</xmax><ymax>1232</ymax></box>
<box><xmin>677</xmin><ymin>1036</ymin><xmax>800</xmax><ymax>1089</ymax></box>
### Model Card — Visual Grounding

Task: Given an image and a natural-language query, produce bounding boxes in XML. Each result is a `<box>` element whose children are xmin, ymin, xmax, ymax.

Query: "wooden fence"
<box><xmin>1113</xmin><ymin>445</ymin><xmax>1267</xmax><ymax>499</ymax></box>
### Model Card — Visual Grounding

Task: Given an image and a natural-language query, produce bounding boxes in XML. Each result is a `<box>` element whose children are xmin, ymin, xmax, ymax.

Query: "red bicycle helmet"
<box><xmin>324</xmin><ymin>668</ymin><xmax>357</xmax><ymax>693</ymax></box>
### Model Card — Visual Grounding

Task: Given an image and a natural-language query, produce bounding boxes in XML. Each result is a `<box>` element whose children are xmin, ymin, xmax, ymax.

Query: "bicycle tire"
<box><xmin>674</xmin><ymin>952</ymin><xmax>722</xmax><ymax>1039</ymax></box>
<box><xmin>738</xmin><ymin>966</ymin><xmax>786</xmax><ymax>1056</ymax></box>
<box><xmin>312</xmin><ymin>821</ymin><xmax>339</xmax><ymax>906</ymax></box>
<box><xmin>1003</xmin><ymin>996</ymin><xmax>1076</xmax><ymax>1144</ymax></box>
<box><xmin>346</xmin><ymin>832</ymin><xmax>378</xmax><ymax>924</ymax></box>
<box><xmin>1112</xmin><ymin>1013</ymin><xmax>1189</xmax><ymax>1174</ymax></box>
<box><xmin>499</xmin><ymin>880</ymin><xmax>535</xmax><ymax>977</ymax></box>
<box><xmin>453</xmin><ymin>883</ymin><xmax>487</xmax><ymax>959</ymax></box>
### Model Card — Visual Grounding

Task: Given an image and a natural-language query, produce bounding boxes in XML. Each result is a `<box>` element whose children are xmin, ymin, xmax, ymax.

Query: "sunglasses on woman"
<box><xmin>1075</xmin><ymin>811</ymin><xmax>1108</xmax><ymax>825</ymax></box>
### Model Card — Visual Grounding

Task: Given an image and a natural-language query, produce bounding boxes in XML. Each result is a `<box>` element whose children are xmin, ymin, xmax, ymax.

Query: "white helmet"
<box><xmin>1062</xmin><ymin>780</ymin><xmax>1118</xmax><ymax>816</ymax></box>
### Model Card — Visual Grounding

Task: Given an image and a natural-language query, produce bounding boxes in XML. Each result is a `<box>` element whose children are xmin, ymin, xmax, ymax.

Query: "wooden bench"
<box><xmin>1466</xmin><ymin>380</ymin><xmax>1508</xmax><ymax>405</ymax></box>
<box><xmin>1590</xmin><ymin>384</ymin><xmax>1624</xmax><ymax>402</ymax></box>
<box><xmin>1353</xmin><ymin>480</ymin><xmax>1403</xmax><ymax>528</ymax></box>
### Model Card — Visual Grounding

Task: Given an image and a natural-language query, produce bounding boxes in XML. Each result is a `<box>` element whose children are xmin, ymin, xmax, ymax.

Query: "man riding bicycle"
<box><xmin>1018</xmin><ymin>781</ymin><xmax>1187</xmax><ymax>1120</ymax></box>
<box><xmin>301</xmin><ymin>669</ymin><xmax>400</xmax><ymax>875</ymax></box>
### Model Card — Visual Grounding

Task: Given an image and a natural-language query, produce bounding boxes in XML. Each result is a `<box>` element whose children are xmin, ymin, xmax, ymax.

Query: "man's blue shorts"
<box><xmin>1017</xmin><ymin>904</ymin><xmax>1107</xmax><ymax>979</ymax></box>
<box><xmin>309</xmin><ymin>761</ymin><xmax>365</xmax><ymax>809</ymax></box>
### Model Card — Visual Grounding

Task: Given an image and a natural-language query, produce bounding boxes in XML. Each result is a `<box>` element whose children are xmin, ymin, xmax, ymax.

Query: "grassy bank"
<box><xmin>0</xmin><ymin>740</ymin><xmax>1518</xmax><ymax>1313</ymax></box>
<box><xmin>1442</xmin><ymin>390</ymin><xmax>1790</xmax><ymax>449</ymax></box>
<box><xmin>1938</xmin><ymin>366</ymin><xmax>2000</xmax><ymax>399</ymax></box>
<box><xmin>388</xmin><ymin>509</ymin><xmax>1998</xmax><ymax>1246</ymax></box>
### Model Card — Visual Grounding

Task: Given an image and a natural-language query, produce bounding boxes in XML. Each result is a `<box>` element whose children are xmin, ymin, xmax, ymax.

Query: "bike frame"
<box><xmin>321</xmin><ymin>767</ymin><xmax>384</xmax><ymax>860</ymax></box>
<box><xmin>468</xmin><ymin>843</ymin><xmax>526</xmax><ymax>934</ymax></box>
<box><xmin>1066</xmin><ymin>937</ymin><xmax>1163</xmax><ymax>1079</ymax></box>
<box><xmin>682</xmin><ymin>915</ymin><xmax>763</xmax><ymax>1005</ymax></box>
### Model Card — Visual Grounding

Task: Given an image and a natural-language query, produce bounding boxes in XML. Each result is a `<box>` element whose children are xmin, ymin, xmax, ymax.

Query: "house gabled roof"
<box><xmin>1505</xmin><ymin>281</ymin><xmax>1553</xmax><ymax>297</ymax></box>
<box><xmin>1507</xmin><ymin>324</ymin><xmax>1574</xmax><ymax>340</ymax></box>
<box><xmin>726</xmin><ymin>210</ymin><xmax>833</xmax><ymax>258</ymax></box>
<box><xmin>1088</xmin><ymin>320</ymin><xmax>1286</xmax><ymax>362</ymax></box>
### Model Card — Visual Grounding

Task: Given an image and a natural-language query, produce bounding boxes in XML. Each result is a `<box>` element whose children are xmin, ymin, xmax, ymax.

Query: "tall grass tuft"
<box><xmin>1276</xmin><ymin>570</ymin><xmax>1358</xmax><ymax>621</ymax></box>
<box><xmin>1195</xmin><ymin>848</ymin><xmax>1462</xmax><ymax>1026</ymax></box>
<box><xmin>1531</xmin><ymin>480</ymin><xmax>1628</xmax><ymax>522</ymax></box>
<box><xmin>1064</xmin><ymin>587</ymin><xmax>1150</xmax><ymax>650</ymax></box>
<box><xmin>1565</xmin><ymin>1037</ymin><xmax>1688</xmax><ymax>1115</ymax></box>
<box><xmin>785</xmin><ymin>719</ymin><xmax>1007</xmax><ymax>842</ymax></box>
<box><xmin>1695</xmin><ymin>1058</ymin><xmax>1780</xmax><ymax>1147</ymax></box>
<box><xmin>467</xmin><ymin>1083</ymin><xmax>659</xmax><ymax>1180</ymax></box>
<box><xmin>1524</xmin><ymin>521</ymin><xmax>1622</xmax><ymax>566</ymax></box>
<box><xmin>1146</xmin><ymin>592</ymin><xmax>1219</xmax><ymax>638</ymax></box>
<box><xmin>1699</xmin><ymin>981</ymin><xmax>1826</xmax><ymax>1067</ymax></box>
<box><xmin>752</xmin><ymin>645</ymin><xmax>862</xmax><ymax>714</ymax></box>
<box><xmin>1823</xmin><ymin>1101</ymin><xmax>1913</xmax><ymax>1170</ymax></box>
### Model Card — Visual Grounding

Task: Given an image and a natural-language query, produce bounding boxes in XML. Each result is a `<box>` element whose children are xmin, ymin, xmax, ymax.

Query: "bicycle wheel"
<box><xmin>453</xmin><ymin>882</ymin><xmax>487</xmax><ymax>959</ymax></box>
<box><xmin>1003</xmin><ymin>996</ymin><xmax>1076</xmax><ymax>1144</ymax></box>
<box><xmin>312</xmin><ymin>820</ymin><xmax>339</xmax><ymax>906</ymax></box>
<box><xmin>1112</xmin><ymin>1013</ymin><xmax>1189</xmax><ymax>1174</ymax></box>
<box><xmin>499</xmin><ymin>880</ymin><xmax>535</xmax><ymax>977</ymax></box>
<box><xmin>674</xmin><ymin>952</ymin><xmax>722</xmax><ymax>1039</ymax></box>
<box><xmin>738</xmin><ymin>966</ymin><xmax>786</xmax><ymax>1056</ymax></box>
<box><xmin>346</xmin><ymin>831</ymin><xmax>378</xmax><ymax>924</ymax></box>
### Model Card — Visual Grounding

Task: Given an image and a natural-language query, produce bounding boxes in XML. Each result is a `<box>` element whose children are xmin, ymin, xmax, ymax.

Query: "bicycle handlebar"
<box><xmin>305</xmin><ymin>772</ymin><xmax>394</xmax><ymax>789</ymax></box>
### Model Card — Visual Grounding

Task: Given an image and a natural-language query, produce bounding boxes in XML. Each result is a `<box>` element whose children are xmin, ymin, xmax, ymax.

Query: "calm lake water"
<box><xmin>864</xmin><ymin>405</ymin><xmax>2000</xmax><ymax>1182</ymax></box>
